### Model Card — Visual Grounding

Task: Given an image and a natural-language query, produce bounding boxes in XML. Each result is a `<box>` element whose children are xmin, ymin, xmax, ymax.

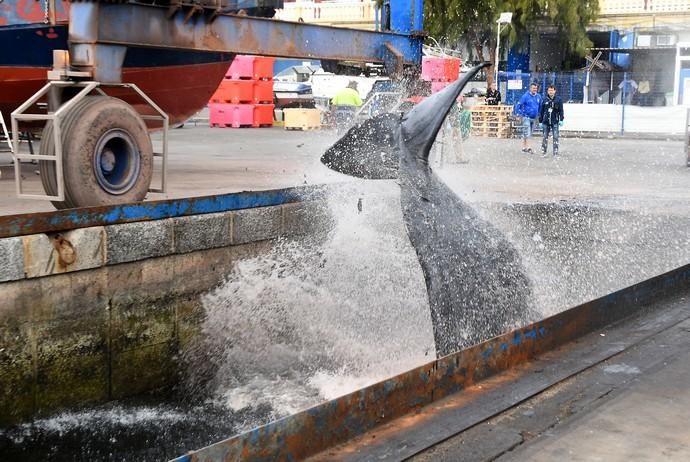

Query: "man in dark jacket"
<box><xmin>539</xmin><ymin>84</ymin><xmax>564</xmax><ymax>157</ymax></box>
<box><xmin>514</xmin><ymin>82</ymin><xmax>542</xmax><ymax>153</ymax></box>
<box><xmin>485</xmin><ymin>82</ymin><xmax>501</xmax><ymax>105</ymax></box>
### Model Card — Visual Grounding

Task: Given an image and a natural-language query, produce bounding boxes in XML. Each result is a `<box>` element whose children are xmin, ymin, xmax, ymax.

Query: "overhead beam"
<box><xmin>68</xmin><ymin>3</ymin><xmax>423</xmax><ymax>82</ymax></box>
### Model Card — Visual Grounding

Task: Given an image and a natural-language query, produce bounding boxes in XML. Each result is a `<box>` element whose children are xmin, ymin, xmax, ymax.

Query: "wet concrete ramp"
<box><xmin>322</xmin><ymin>283</ymin><xmax>690</xmax><ymax>461</ymax></box>
<box><xmin>174</xmin><ymin>263</ymin><xmax>690</xmax><ymax>461</ymax></box>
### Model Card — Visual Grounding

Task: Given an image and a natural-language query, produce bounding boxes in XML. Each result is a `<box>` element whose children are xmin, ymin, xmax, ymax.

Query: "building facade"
<box><xmin>276</xmin><ymin>0</ymin><xmax>378</xmax><ymax>30</ymax></box>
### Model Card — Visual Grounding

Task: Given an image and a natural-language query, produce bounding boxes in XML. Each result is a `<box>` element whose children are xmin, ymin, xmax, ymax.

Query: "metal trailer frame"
<box><xmin>0</xmin><ymin>111</ymin><xmax>12</xmax><ymax>154</ymax></box>
<box><xmin>11</xmin><ymin>81</ymin><xmax>168</xmax><ymax>201</ymax></box>
<box><xmin>11</xmin><ymin>1</ymin><xmax>424</xmax><ymax>205</ymax></box>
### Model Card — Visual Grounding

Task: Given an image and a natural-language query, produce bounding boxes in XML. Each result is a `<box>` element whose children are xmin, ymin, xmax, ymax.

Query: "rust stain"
<box><xmin>51</xmin><ymin>235</ymin><xmax>76</xmax><ymax>268</ymax></box>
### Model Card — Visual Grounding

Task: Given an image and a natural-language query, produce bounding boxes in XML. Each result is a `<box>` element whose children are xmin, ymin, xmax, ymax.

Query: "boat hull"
<box><xmin>0</xmin><ymin>23</ymin><xmax>233</xmax><ymax>126</ymax></box>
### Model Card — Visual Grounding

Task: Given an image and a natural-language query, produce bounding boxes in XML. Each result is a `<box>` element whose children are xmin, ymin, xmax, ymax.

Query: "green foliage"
<box><xmin>424</xmin><ymin>0</ymin><xmax>599</xmax><ymax>60</ymax></box>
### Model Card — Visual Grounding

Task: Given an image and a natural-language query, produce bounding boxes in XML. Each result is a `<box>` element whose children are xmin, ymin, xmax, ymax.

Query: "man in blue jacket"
<box><xmin>514</xmin><ymin>82</ymin><xmax>542</xmax><ymax>153</ymax></box>
<box><xmin>539</xmin><ymin>84</ymin><xmax>564</xmax><ymax>157</ymax></box>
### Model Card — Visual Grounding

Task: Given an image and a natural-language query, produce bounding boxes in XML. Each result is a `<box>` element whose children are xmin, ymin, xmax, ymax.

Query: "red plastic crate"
<box><xmin>226</xmin><ymin>55</ymin><xmax>275</xmax><ymax>80</ymax></box>
<box><xmin>209</xmin><ymin>103</ymin><xmax>275</xmax><ymax>128</ymax></box>
<box><xmin>211</xmin><ymin>80</ymin><xmax>253</xmax><ymax>104</ymax></box>
<box><xmin>444</xmin><ymin>58</ymin><xmax>461</xmax><ymax>80</ymax></box>
<box><xmin>421</xmin><ymin>57</ymin><xmax>461</xmax><ymax>82</ymax></box>
<box><xmin>251</xmin><ymin>80</ymin><xmax>274</xmax><ymax>103</ymax></box>
<box><xmin>252</xmin><ymin>103</ymin><xmax>274</xmax><ymax>126</ymax></box>
<box><xmin>431</xmin><ymin>81</ymin><xmax>451</xmax><ymax>93</ymax></box>
<box><xmin>210</xmin><ymin>80</ymin><xmax>274</xmax><ymax>104</ymax></box>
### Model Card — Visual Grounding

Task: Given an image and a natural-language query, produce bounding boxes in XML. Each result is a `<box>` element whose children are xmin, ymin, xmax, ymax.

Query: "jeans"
<box><xmin>521</xmin><ymin>117</ymin><xmax>535</xmax><ymax>139</ymax></box>
<box><xmin>541</xmin><ymin>124</ymin><xmax>559</xmax><ymax>155</ymax></box>
<box><xmin>334</xmin><ymin>105</ymin><xmax>357</xmax><ymax>135</ymax></box>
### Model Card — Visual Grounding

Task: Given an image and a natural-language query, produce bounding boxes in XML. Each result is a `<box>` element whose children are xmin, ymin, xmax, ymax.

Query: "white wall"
<box><xmin>563</xmin><ymin>103</ymin><xmax>688</xmax><ymax>133</ymax></box>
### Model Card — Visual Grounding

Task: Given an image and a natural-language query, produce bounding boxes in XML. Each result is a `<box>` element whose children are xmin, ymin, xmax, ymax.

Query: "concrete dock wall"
<box><xmin>0</xmin><ymin>199</ymin><xmax>328</xmax><ymax>425</ymax></box>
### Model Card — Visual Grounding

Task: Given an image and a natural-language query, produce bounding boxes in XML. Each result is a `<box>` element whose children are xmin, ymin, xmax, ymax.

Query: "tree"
<box><xmin>424</xmin><ymin>0</ymin><xmax>599</xmax><ymax>83</ymax></box>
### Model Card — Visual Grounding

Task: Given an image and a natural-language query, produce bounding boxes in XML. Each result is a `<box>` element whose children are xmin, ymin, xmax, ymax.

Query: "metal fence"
<box><xmin>478</xmin><ymin>70</ymin><xmax>686</xmax><ymax>136</ymax></box>
<box><xmin>499</xmin><ymin>70</ymin><xmax>673</xmax><ymax>108</ymax></box>
<box><xmin>499</xmin><ymin>71</ymin><xmax>586</xmax><ymax>105</ymax></box>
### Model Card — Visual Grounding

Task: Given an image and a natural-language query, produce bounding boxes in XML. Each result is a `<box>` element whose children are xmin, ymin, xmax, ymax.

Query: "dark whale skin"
<box><xmin>322</xmin><ymin>64</ymin><xmax>534</xmax><ymax>357</ymax></box>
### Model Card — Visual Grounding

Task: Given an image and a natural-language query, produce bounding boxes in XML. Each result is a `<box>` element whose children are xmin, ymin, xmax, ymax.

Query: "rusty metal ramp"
<box><xmin>173</xmin><ymin>264</ymin><xmax>690</xmax><ymax>462</ymax></box>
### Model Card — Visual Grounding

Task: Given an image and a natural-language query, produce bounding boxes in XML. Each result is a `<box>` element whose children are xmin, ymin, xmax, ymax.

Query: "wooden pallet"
<box><xmin>470</xmin><ymin>105</ymin><xmax>514</xmax><ymax>138</ymax></box>
<box><xmin>471</xmin><ymin>129</ymin><xmax>512</xmax><ymax>139</ymax></box>
<box><xmin>470</xmin><ymin>104</ymin><xmax>514</xmax><ymax>113</ymax></box>
<box><xmin>285</xmin><ymin>125</ymin><xmax>320</xmax><ymax>131</ymax></box>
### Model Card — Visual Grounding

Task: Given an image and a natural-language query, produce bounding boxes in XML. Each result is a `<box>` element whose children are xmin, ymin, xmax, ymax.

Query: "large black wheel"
<box><xmin>40</xmin><ymin>96</ymin><xmax>153</xmax><ymax>209</ymax></box>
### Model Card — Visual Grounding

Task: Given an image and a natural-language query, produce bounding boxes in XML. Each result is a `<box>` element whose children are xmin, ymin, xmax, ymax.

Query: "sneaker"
<box><xmin>541</xmin><ymin>150</ymin><xmax>548</xmax><ymax>158</ymax></box>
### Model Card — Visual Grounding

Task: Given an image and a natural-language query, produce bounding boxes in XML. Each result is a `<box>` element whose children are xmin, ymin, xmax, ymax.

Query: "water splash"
<box><xmin>184</xmin><ymin>182</ymin><xmax>434</xmax><ymax>427</ymax></box>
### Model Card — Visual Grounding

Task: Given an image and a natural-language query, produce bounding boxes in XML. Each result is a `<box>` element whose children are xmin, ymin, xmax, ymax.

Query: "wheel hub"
<box><xmin>100</xmin><ymin>148</ymin><xmax>116</xmax><ymax>174</ymax></box>
<box><xmin>93</xmin><ymin>129</ymin><xmax>141</xmax><ymax>195</ymax></box>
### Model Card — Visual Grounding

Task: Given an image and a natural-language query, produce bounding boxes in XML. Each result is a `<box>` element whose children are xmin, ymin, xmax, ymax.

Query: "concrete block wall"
<box><xmin>0</xmin><ymin>200</ymin><xmax>329</xmax><ymax>425</ymax></box>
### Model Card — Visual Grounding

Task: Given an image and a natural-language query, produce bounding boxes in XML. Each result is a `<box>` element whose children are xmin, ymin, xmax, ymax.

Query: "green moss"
<box><xmin>111</xmin><ymin>295</ymin><xmax>177</xmax><ymax>352</ymax></box>
<box><xmin>110</xmin><ymin>341</ymin><xmax>178</xmax><ymax>400</ymax></box>
<box><xmin>0</xmin><ymin>364</ymin><xmax>35</xmax><ymax>426</ymax></box>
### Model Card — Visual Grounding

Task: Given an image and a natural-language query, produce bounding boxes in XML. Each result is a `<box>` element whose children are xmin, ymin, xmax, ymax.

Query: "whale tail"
<box><xmin>320</xmin><ymin>63</ymin><xmax>490</xmax><ymax>178</ymax></box>
<box><xmin>400</xmin><ymin>63</ymin><xmax>490</xmax><ymax>162</ymax></box>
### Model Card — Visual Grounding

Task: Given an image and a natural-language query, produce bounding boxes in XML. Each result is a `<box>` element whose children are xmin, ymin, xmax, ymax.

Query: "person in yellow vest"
<box><xmin>331</xmin><ymin>81</ymin><xmax>363</xmax><ymax>133</ymax></box>
<box><xmin>331</xmin><ymin>80</ymin><xmax>363</xmax><ymax>107</ymax></box>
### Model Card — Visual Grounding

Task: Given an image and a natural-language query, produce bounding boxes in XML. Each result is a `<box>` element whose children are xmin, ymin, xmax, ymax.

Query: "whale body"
<box><xmin>321</xmin><ymin>64</ymin><xmax>535</xmax><ymax>357</ymax></box>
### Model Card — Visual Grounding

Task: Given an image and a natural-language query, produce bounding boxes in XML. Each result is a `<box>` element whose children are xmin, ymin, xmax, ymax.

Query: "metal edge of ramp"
<box><xmin>325</xmin><ymin>285</ymin><xmax>690</xmax><ymax>461</ymax></box>
<box><xmin>0</xmin><ymin>184</ymin><xmax>330</xmax><ymax>238</ymax></box>
<box><xmin>171</xmin><ymin>263</ymin><xmax>690</xmax><ymax>462</ymax></box>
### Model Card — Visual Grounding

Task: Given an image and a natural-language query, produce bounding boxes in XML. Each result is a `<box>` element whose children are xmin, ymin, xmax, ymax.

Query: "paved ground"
<box><xmin>1</xmin><ymin>126</ymin><xmax>687</xmax><ymax>216</ymax></box>
<box><xmin>0</xmin><ymin>126</ymin><xmax>343</xmax><ymax>215</ymax></box>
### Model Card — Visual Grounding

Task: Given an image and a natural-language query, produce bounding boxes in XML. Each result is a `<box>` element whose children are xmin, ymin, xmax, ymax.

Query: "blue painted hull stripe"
<box><xmin>0</xmin><ymin>23</ymin><xmax>232</xmax><ymax>68</ymax></box>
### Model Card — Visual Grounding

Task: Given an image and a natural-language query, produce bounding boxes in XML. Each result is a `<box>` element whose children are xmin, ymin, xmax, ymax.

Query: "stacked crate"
<box><xmin>470</xmin><ymin>105</ymin><xmax>514</xmax><ymax>138</ymax></box>
<box><xmin>421</xmin><ymin>56</ymin><xmax>461</xmax><ymax>93</ymax></box>
<box><xmin>209</xmin><ymin>55</ymin><xmax>275</xmax><ymax>128</ymax></box>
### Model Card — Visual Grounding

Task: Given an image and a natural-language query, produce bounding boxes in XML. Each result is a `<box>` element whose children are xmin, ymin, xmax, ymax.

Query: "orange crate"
<box><xmin>253</xmin><ymin>103</ymin><xmax>274</xmax><ymax>126</ymax></box>
<box><xmin>210</xmin><ymin>79</ymin><xmax>274</xmax><ymax>104</ymax></box>
<box><xmin>210</xmin><ymin>80</ymin><xmax>253</xmax><ymax>104</ymax></box>
<box><xmin>252</xmin><ymin>80</ymin><xmax>274</xmax><ymax>103</ymax></box>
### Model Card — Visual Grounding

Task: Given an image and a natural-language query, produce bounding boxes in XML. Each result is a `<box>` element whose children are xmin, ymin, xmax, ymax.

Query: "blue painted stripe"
<box><xmin>0</xmin><ymin>185</ymin><xmax>326</xmax><ymax>238</ymax></box>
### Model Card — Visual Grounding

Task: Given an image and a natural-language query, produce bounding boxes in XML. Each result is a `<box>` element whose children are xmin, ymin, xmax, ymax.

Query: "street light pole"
<box><xmin>495</xmin><ymin>24</ymin><xmax>501</xmax><ymax>84</ymax></box>
<box><xmin>495</xmin><ymin>12</ymin><xmax>513</xmax><ymax>86</ymax></box>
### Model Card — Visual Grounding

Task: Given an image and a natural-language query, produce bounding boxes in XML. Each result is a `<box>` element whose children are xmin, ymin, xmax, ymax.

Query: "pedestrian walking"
<box><xmin>513</xmin><ymin>82</ymin><xmax>542</xmax><ymax>154</ymax></box>
<box><xmin>539</xmin><ymin>84</ymin><xmax>564</xmax><ymax>158</ymax></box>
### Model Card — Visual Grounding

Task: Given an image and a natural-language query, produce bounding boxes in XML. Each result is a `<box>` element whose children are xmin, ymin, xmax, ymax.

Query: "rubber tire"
<box><xmin>39</xmin><ymin>96</ymin><xmax>153</xmax><ymax>209</ymax></box>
